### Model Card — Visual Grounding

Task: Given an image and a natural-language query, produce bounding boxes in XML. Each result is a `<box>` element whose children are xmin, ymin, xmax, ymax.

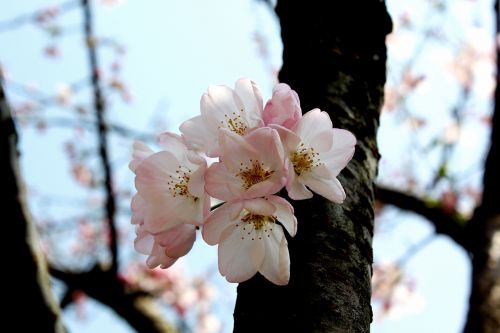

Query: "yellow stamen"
<box><xmin>290</xmin><ymin>143</ymin><xmax>320</xmax><ymax>176</ymax></box>
<box><xmin>237</xmin><ymin>159</ymin><xmax>274</xmax><ymax>189</ymax></box>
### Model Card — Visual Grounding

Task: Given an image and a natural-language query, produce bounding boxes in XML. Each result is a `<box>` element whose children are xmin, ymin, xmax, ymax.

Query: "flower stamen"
<box><xmin>290</xmin><ymin>143</ymin><xmax>320</xmax><ymax>176</ymax></box>
<box><xmin>220</xmin><ymin>110</ymin><xmax>248</xmax><ymax>135</ymax></box>
<box><xmin>237</xmin><ymin>159</ymin><xmax>274</xmax><ymax>189</ymax></box>
<box><xmin>167</xmin><ymin>165</ymin><xmax>197</xmax><ymax>201</ymax></box>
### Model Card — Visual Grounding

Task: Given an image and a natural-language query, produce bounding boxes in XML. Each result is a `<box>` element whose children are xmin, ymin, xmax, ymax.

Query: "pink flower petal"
<box><xmin>218</xmin><ymin>227</ymin><xmax>260</xmax><ymax>283</ymax></box>
<box><xmin>301</xmin><ymin>173</ymin><xmax>346</xmax><ymax>203</ymax></box>
<box><xmin>180</xmin><ymin>115</ymin><xmax>215</xmax><ymax>153</ymax></box>
<box><xmin>285</xmin><ymin>163</ymin><xmax>313</xmax><ymax>200</ymax></box>
<box><xmin>154</xmin><ymin>224</ymin><xmax>196</xmax><ymax>258</ymax></box>
<box><xmin>295</xmin><ymin>109</ymin><xmax>333</xmax><ymax>146</ymax></box>
<box><xmin>259</xmin><ymin>227</ymin><xmax>290</xmax><ymax>285</ymax></box>
<box><xmin>234</xmin><ymin>78</ymin><xmax>264</xmax><ymax>128</ymax></box>
<box><xmin>267</xmin><ymin>195</ymin><xmax>297</xmax><ymax>237</ymax></box>
<box><xmin>129</xmin><ymin>141</ymin><xmax>154</xmax><ymax>172</ymax></box>
<box><xmin>203</xmin><ymin>202</ymin><xmax>244</xmax><ymax>245</ymax></box>
<box><xmin>263</xmin><ymin>83</ymin><xmax>301</xmax><ymax>129</ymax></box>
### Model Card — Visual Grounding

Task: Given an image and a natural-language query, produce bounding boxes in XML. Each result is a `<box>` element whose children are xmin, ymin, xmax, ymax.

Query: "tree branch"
<box><xmin>0</xmin><ymin>0</ymin><xmax>80</xmax><ymax>33</ymax></box>
<box><xmin>2</xmin><ymin>69</ymin><xmax>67</xmax><ymax>333</ymax></box>
<box><xmin>50</xmin><ymin>265</ymin><xmax>177</xmax><ymax>333</ymax></box>
<box><xmin>463</xmin><ymin>1</ymin><xmax>500</xmax><ymax>331</ymax></box>
<box><xmin>375</xmin><ymin>185</ymin><xmax>468</xmax><ymax>249</ymax></box>
<box><xmin>81</xmin><ymin>0</ymin><xmax>118</xmax><ymax>272</ymax></box>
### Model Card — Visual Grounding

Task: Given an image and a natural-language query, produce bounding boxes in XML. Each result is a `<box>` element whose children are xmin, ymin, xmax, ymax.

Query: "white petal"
<box><xmin>187</xmin><ymin>163</ymin><xmax>207</xmax><ymax>199</ymax></box>
<box><xmin>205</xmin><ymin>162</ymin><xmax>243</xmax><ymax>201</ymax></box>
<box><xmin>134</xmin><ymin>226</ymin><xmax>154</xmax><ymax>254</ymax></box>
<box><xmin>243</xmin><ymin>197</ymin><xmax>276</xmax><ymax>216</ymax></box>
<box><xmin>129</xmin><ymin>141</ymin><xmax>154</xmax><ymax>172</ymax></box>
<box><xmin>146</xmin><ymin>243</ymin><xmax>177</xmax><ymax>269</ymax></box>
<box><xmin>131</xmin><ymin>194</ymin><xmax>147</xmax><ymax>225</ymax></box>
<box><xmin>201</xmin><ymin>85</ymin><xmax>244</xmax><ymax>127</ymax></box>
<box><xmin>218</xmin><ymin>227</ymin><xmax>260</xmax><ymax>283</ymax></box>
<box><xmin>285</xmin><ymin>163</ymin><xmax>313</xmax><ymax>200</ymax></box>
<box><xmin>321</xmin><ymin>128</ymin><xmax>356</xmax><ymax>176</ymax></box>
<box><xmin>179</xmin><ymin>115</ymin><xmax>214</xmax><ymax>153</ymax></box>
<box><xmin>244</xmin><ymin>127</ymin><xmax>284</xmax><ymax>171</ymax></box>
<box><xmin>134</xmin><ymin>151</ymin><xmax>179</xmax><ymax>199</ymax></box>
<box><xmin>234</xmin><ymin>78</ymin><xmax>264</xmax><ymax>128</ymax></box>
<box><xmin>301</xmin><ymin>173</ymin><xmax>346</xmax><ymax>203</ymax></box>
<box><xmin>203</xmin><ymin>202</ymin><xmax>244</xmax><ymax>245</ymax></box>
<box><xmin>267</xmin><ymin>195</ymin><xmax>297</xmax><ymax>237</ymax></box>
<box><xmin>295</xmin><ymin>109</ymin><xmax>333</xmax><ymax>145</ymax></box>
<box><xmin>157</xmin><ymin>132</ymin><xmax>190</xmax><ymax>164</ymax></box>
<box><xmin>259</xmin><ymin>227</ymin><xmax>290</xmax><ymax>285</ymax></box>
<box><xmin>218</xmin><ymin>129</ymin><xmax>257</xmax><ymax>171</ymax></box>
<box><xmin>155</xmin><ymin>224</ymin><xmax>196</xmax><ymax>258</ymax></box>
<box><xmin>269</xmin><ymin>124</ymin><xmax>301</xmax><ymax>153</ymax></box>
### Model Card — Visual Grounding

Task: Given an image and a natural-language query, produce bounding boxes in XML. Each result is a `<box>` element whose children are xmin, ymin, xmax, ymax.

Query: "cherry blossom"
<box><xmin>205</xmin><ymin>127</ymin><xmax>287</xmax><ymax>201</ymax></box>
<box><xmin>132</xmin><ymin>133</ymin><xmax>210</xmax><ymax>233</ymax></box>
<box><xmin>277</xmin><ymin>108</ymin><xmax>356</xmax><ymax>203</ymax></box>
<box><xmin>203</xmin><ymin>195</ymin><xmax>297</xmax><ymax>285</ymax></box>
<box><xmin>180</xmin><ymin>78</ymin><xmax>264</xmax><ymax>157</ymax></box>
<box><xmin>129</xmin><ymin>79</ymin><xmax>356</xmax><ymax>286</ymax></box>
<box><xmin>263</xmin><ymin>83</ymin><xmax>301</xmax><ymax>129</ymax></box>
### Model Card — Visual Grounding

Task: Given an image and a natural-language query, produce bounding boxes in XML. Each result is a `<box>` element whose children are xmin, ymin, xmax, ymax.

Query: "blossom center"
<box><xmin>167</xmin><ymin>166</ymin><xmax>197</xmax><ymax>200</ymax></box>
<box><xmin>237</xmin><ymin>211</ymin><xmax>276</xmax><ymax>240</ymax></box>
<box><xmin>290</xmin><ymin>143</ymin><xmax>320</xmax><ymax>176</ymax></box>
<box><xmin>220</xmin><ymin>110</ymin><xmax>248</xmax><ymax>135</ymax></box>
<box><xmin>237</xmin><ymin>159</ymin><xmax>274</xmax><ymax>189</ymax></box>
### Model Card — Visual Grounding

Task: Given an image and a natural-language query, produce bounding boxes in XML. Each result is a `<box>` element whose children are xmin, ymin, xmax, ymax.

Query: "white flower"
<box><xmin>133</xmin><ymin>133</ymin><xmax>209</xmax><ymax>233</ymax></box>
<box><xmin>180</xmin><ymin>78</ymin><xmax>264</xmax><ymax>157</ymax></box>
<box><xmin>202</xmin><ymin>195</ymin><xmax>297</xmax><ymax>285</ymax></box>
<box><xmin>277</xmin><ymin>108</ymin><xmax>356</xmax><ymax>203</ymax></box>
<box><xmin>205</xmin><ymin>127</ymin><xmax>287</xmax><ymax>201</ymax></box>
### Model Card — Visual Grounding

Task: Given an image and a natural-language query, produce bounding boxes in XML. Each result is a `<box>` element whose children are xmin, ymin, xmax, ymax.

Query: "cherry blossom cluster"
<box><xmin>130</xmin><ymin>78</ymin><xmax>356</xmax><ymax>285</ymax></box>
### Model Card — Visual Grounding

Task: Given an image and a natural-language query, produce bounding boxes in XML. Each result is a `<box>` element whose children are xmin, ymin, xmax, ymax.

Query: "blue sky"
<box><xmin>1</xmin><ymin>0</ymin><xmax>495</xmax><ymax>332</ymax></box>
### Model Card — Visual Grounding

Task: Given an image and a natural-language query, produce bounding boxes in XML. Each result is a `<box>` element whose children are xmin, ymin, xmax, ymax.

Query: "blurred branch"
<box><xmin>50</xmin><ymin>265</ymin><xmax>177</xmax><ymax>333</ymax></box>
<box><xmin>375</xmin><ymin>186</ymin><xmax>468</xmax><ymax>249</ymax></box>
<box><xmin>463</xmin><ymin>1</ymin><xmax>500</xmax><ymax>330</ymax></box>
<box><xmin>81</xmin><ymin>0</ymin><xmax>118</xmax><ymax>272</ymax></box>
<box><xmin>20</xmin><ymin>115</ymin><xmax>156</xmax><ymax>142</ymax></box>
<box><xmin>2</xmin><ymin>69</ymin><xmax>66</xmax><ymax>332</ymax></box>
<box><xmin>0</xmin><ymin>0</ymin><xmax>80</xmax><ymax>33</ymax></box>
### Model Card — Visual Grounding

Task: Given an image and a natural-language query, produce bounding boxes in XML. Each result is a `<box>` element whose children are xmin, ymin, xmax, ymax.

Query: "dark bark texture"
<box><xmin>2</xmin><ymin>75</ymin><xmax>66</xmax><ymax>332</ymax></box>
<box><xmin>233</xmin><ymin>2</ymin><xmax>392</xmax><ymax>333</ymax></box>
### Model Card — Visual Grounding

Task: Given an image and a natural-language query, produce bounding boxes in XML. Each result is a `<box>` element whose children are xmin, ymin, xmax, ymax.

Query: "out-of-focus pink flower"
<box><xmin>205</xmin><ymin>127</ymin><xmax>286</xmax><ymax>201</ymax></box>
<box><xmin>203</xmin><ymin>195</ymin><xmax>297</xmax><ymax>285</ymax></box>
<box><xmin>263</xmin><ymin>83</ymin><xmax>301</xmax><ymax>129</ymax></box>
<box><xmin>276</xmin><ymin>109</ymin><xmax>356</xmax><ymax>203</ymax></box>
<box><xmin>180</xmin><ymin>78</ymin><xmax>264</xmax><ymax>157</ymax></box>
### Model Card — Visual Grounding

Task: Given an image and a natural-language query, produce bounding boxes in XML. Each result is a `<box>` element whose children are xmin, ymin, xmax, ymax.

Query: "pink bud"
<box><xmin>263</xmin><ymin>83</ymin><xmax>301</xmax><ymax>129</ymax></box>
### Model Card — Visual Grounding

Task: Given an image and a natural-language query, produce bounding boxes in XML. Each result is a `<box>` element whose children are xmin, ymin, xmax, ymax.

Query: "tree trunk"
<box><xmin>233</xmin><ymin>2</ymin><xmax>392</xmax><ymax>332</ymax></box>
<box><xmin>1</xmin><ymin>74</ymin><xmax>66</xmax><ymax>331</ymax></box>
<box><xmin>463</xmin><ymin>1</ymin><xmax>500</xmax><ymax>331</ymax></box>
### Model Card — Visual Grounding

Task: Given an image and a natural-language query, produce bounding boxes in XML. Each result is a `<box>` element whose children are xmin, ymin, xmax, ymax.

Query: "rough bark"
<box><xmin>233</xmin><ymin>2</ymin><xmax>392</xmax><ymax>333</ymax></box>
<box><xmin>463</xmin><ymin>1</ymin><xmax>500</xmax><ymax>331</ymax></box>
<box><xmin>2</xmin><ymin>74</ymin><xmax>66</xmax><ymax>332</ymax></box>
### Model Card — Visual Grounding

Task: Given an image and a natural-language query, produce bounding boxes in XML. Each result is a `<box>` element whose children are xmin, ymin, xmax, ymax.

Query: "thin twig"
<box><xmin>0</xmin><ymin>0</ymin><xmax>80</xmax><ymax>33</ymax></box>
<box><xmin>81</xmin><ymin>0</ymin><xmax>118</xmax><ymax>273</ymax></box>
